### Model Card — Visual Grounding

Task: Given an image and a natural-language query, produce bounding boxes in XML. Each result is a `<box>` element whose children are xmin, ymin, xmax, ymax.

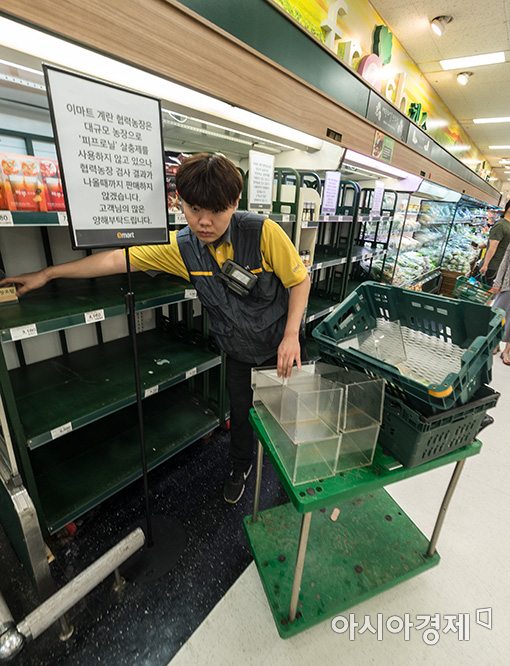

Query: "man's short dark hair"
<box><xmin>176</xmin><ymin>153</ymin><xmax>243</xmax><ymax>213</ymax></box>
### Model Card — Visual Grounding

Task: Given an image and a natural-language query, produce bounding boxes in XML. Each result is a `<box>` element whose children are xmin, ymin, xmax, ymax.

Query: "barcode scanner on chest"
<box><xmin>218</xmin><ymin>259</ymin><xmax>258</xmax><ymax>297</ymax></box>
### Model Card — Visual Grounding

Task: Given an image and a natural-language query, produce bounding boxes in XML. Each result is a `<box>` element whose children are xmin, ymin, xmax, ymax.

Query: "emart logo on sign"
<box><xmin>117</xmin><ymin>231</ymin><xmax>135</xmax><ymax>239</ymax></box>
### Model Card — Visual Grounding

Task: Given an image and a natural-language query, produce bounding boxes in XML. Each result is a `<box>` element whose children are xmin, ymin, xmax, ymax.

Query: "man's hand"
<box><xmin>277</xmin><ymin>333</ymin><xmax>301</xmax><ymax>378</ymax></box>
<box><xmin>490</xmin><ymin>285</ymin><xmax>501</xmax><ymax>294</ymax></box>
<box><xmin>480</xmin><ymin>264</ymin><xmax>488</xmax><ymax>276</ymax></box>
<box><xmin>0</xmin><ymin>270</ymin><xmax>49</xmax><ymax>297</ymax></box>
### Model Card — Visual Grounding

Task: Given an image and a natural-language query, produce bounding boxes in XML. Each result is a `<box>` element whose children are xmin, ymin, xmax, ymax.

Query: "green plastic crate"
<box><xmin>453</xmin><ymin>276</ymin><xmax>493</xmax><ymax>305</ymax></box>
<box><xmin>312</xmin><ymin>281</ymin><xmax>505</xmax><ymax>412</ymax></box>
<box><xmin>378</xmin><ymin>385</ymin><xmax>499</xmax><ymax>467</ymax></box>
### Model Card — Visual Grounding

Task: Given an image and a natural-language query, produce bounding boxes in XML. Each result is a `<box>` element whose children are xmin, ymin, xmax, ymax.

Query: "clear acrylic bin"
<box><xmin>317</xmin><ymin>364</ymin><xmax>384</xmax><ymax>472</ymax></box>
<box><xmin>252</xmin><ymin>365</ymin><xmax>343</xmax><ymax>484</ymax></box>
<box><xmin>252</xmin><ymin>363</ymin><xmax>385</xmax><ymax>484</ymax></box>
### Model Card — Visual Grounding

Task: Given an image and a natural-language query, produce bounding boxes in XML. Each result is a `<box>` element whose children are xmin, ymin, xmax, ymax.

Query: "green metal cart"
<box><xmin>244</xmin><ymin>407</ymin><xmax>482</xmax><ymax>638</ymax></box>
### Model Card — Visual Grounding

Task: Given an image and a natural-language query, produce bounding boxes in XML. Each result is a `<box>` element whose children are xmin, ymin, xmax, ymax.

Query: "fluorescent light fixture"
<box><xmin>162</xmin><ymin>109</ymin><xmax>295</xmax><ymax>151</ymax></box>
<box><xmin>0</xmin><ymin>17</ymin><xmax>323</xmax><ymax>152</ymax></box>
<box><xmin>456</xmin><ymin>72</ymin><xmax>473</xmax><ymax>86</ymax></box>
<box><xmin>448</xmin><ymin>144</ymin><xmax>471</xmax><ymax>152</ymax></box>
<box><xmin>504</xmin><ymin>171</ymin><xmax>510</xmax><ymax>173</ymax></box>
<box><xmin>430</xmin><ymin>16</ymin><xmax>453</xmax><ymax>37</ymax></box>
<box><xmin>440</xmin><ymin>51</ymin><xmax>505</xmax><ymax>70</ymax></box>
<box><xmin>473</xmin><ymin>116</ymin><xmax>510</xmax><ymax>124</ymax></box>
<box><xmin>343</xmin><ymin>149</ymin><xmax>423</xmax><ymax>191</ymax></box>
<box><xmin>344</xmin><ymin>149</ymin><xmax>412</xmax><ymax>179</ymax></box>
<box><xmin>0</xmin><ymin>58</ymin><xmax>43</xmax><ymax>76</ymax></box>
<box><xmin>426</xmin><ymin>118</ymin><xmax>449</xmax><ymax>129</ymax></box>
<box><xmin>489</xmin><ymin>145</ymin><xmax>510</xmax><ymax>149</ymax></box>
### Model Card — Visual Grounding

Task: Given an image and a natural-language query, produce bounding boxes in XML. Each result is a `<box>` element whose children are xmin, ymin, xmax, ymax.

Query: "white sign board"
<box><xmin>321</xmin><ymin>171</ymin><xmax>341</xmax><ymax>215</ymax></box>
<box><xmin>44</xmin><ymin>66</ymin><xmax>168</xmax><ymax>249</ymax></box>
<box><xmin>371</xmin><ymin>180</ymin><xmax>385</xmax><ymax>216</ymax></box>
<box><xmin>248</xmin><ymin>150</ymin><xmax>274</xmax><ymax>211</ymax></box>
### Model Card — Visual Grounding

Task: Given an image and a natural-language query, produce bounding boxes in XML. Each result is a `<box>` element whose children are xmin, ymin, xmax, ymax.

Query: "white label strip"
<box><xmin>84</xmin><ymin>308</ymin><xmax>105</xmax><ymax>324</ymax></box>
<box><xmin>57</xmin><ymin>212</ymin><xmax>69</xmax><ymax>225</ymax></box>
<box><xmin>10</xmin><ymin>323</ymin><xmax>38</xmax><ymax>341</ymax></box>
<box><xmin>144</xmin><ymin>385</ymin><xmax>159</xmax><ymax>398</ymax></box>
<box><xmin>51</xmin><ymin>422</ymin><xmax>73</xmax><ymax>440</ymax></box>
<box><xmin>281</xmin><ymin>214</ymin><xmax>290</xmax><ymax>222</ymax></box>
<box><xmin>185</xmin><ymin>289</ymin><xmax>197</xmax><ymax>299</ymax></box>
<box><xmin>322</xmin><ymin>215</ymin><xmax>330</xmax><ymax>221</ymax></box>
<box><xmin>174</xmin><ymin>212</ymin><xmax>187</xmax><ymax>225</ymax></box>
<box><xmin>0</xmin><ymin>211</ymin><xmax>13</xmax><ymax>226</ymax></box>
<box><xmin>186</xmin><ymin>367</ymin><xmax>197</xmax><ymax>379</ymax></box>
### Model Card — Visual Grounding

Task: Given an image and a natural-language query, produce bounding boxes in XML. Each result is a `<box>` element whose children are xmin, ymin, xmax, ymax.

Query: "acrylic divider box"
<box><xmin>252</xmin><ymin>363</ymin><xmax>385</xmax><ymax>484</ymax></box>
<box><xmin>252</xmin><ymin>365</ymin><xmax>344</xmax><ymax>485</ymax></box>
<box><xmin>317</xmin><ymin>364</ymin><xmax>385</xmax><ymax>472</ymax></box>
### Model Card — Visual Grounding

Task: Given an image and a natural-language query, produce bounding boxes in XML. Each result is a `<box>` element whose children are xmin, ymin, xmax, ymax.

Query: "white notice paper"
<box><xmin>44</xmin><ymin>66</ymin><xmax>168</xmax><ymax>249</ymax></box>
<box><xmin>321</xmin><ymin>171</ymin><xmax>341</xmax><ymax>215</ymax></box>
<box><xmin>248</xmin><ymin>150</ymin><xmax>274</xmax><ymax>211</ymax></box>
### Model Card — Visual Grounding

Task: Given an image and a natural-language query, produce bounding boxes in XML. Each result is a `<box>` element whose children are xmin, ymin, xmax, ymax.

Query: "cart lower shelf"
<box><xmin>244</xmin><ymin>488</ymin><xmax>440</xmax><ymax>638</ymax></box>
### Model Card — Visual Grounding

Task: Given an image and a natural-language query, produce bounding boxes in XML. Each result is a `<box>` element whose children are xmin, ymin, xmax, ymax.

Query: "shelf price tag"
<box><xmin>10</xmin><ymin>323</ymin><xmax>38</xmax><ymax>341</ymax></box>
<box><xmin>315</xmin><ymin>262</ymin><xmax>323</xmax><ymax>270</ymax></box>
<box><xmin>51</xmin><ymin>422</ymin><xmax>73</xmax><ymax>440</ymax></box>
<box><xmin>184</xmin><ymin>289</ymin><xmax>197</xmax><ymax>299</ymax></box>
<box><xmin>144</xmin><ymin>385</ymin><xmax>159</xmax><ymax>398</ymax></box>
<box><xmin>174</xmin><ymin>212</ymin><xmax>187</xmax><ymax>225</ymax></box>
<box><xmin>84</xmin><ymin>309</ymin><xmax>105</xmax><ymax>324</ymax></box>
<box><xmin>57</xmin><ymin>212</ymin><xmax>69</xmax><ymax>225</ymax></box>
<box><xmin>0</xmin><ymin>211</ymin><xmax>13</xmax><ymax>226</ymax></box>
<box><xmin>281</xmin><ymin>214</ymin><xmax>290</xmax><ymax>222</ymax></box>
<box><xmin>186</xmin><ymin>367</ymin><xmax>197</xmax><ymax>379</ymax></box>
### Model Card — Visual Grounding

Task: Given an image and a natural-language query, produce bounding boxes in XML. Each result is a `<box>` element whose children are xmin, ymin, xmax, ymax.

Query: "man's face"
<box><xmin>182</xmin><ymin>200</ymin><xmax>238</xmax><ymax>244</ymax></box>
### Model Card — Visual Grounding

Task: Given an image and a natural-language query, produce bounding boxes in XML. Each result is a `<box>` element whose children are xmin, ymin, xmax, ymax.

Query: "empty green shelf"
<box><xmin>30</xmin><ymin>386</ymin><xmax>219</xmax><ymax>533</ymax></box>
<box><xmin>11</xmin><ymin>329</ymin><xmax>221</xmax><ymax>449</ymax></box>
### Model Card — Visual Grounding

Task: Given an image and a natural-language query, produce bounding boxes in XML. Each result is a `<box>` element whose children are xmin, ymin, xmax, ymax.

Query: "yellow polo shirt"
<box><xmin>129</xmin><ymin>218</ymin><xmax>308</xmax><ymax>288</ymax></box>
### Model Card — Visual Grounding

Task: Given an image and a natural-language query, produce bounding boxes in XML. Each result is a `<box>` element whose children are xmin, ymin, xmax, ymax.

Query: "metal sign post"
<box><xmin>44</xmin><ymin>65</ymin><xmax>185</xmax><ymax>580</ymax></box>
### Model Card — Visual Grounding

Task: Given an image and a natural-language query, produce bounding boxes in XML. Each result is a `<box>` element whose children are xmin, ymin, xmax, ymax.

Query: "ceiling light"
<box><xmin>489</xmin><ymin>145</ymin><xmax>510</xmax><ymax>149</ymax></box>
<box><xmin>440</xmin><ymin>51</ymin><xmax>505</xmax><ymax>70</ymax></box>
<box><xmin>0</xmin><ymin>16</ymin><xmax>323</xmax><ymax>152</ymax></box>
<box><xmin>504</xmin><ymin>171</ymin><xmax>510</xmax><ymax>173</ymax></box>
<box><xmin>430</xmin><ymin>16</ymin><xmax>453</xmax><ymax>37</ymax></box>
<box><xmin>456</xmin><ymin>72</ymin><xmax>473</xmax><ymax>86</ymax></box>
<box><xmin>473</xmin><ymin>116</ymin><xmax>510</xmax><ymax>124</ymax></box>
<box><xmin>449</xmin><ymin>143</ymin><xmax>471</xmax><ymax>152</ymax></box>
<box><xmin>0</xmin><ymin>58</ymin><xmax>43</xmax><ymax>76</ymax></box>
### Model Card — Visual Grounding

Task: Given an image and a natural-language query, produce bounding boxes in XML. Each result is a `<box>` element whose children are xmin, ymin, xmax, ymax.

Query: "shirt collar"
<box><xmin>198</xmin><ymin>224</ymin><xmax>232</xmax><ymax>248</ymax></box>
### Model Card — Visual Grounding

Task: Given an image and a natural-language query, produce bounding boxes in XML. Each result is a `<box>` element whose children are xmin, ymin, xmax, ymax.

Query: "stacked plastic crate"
<box><xmin>312</xmin><ymin>282</ymin><xmax>504</xmax><ymax>467</ymax></box>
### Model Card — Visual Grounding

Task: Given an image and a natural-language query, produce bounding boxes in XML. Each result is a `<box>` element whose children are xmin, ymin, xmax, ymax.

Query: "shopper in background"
<box><xmin>0</xmin><ymin>153</ymin><xmax>311</xmax><ymax>504</ymax></box>
<box><xmin>490</xmin><ymin>242</ymin><xmax>510</xmax><ymax>365</ymax></box>
<box><xmin>480</xmin><ymin>199</ymin><xmax>510</xmax><ymax>284</ymax></box>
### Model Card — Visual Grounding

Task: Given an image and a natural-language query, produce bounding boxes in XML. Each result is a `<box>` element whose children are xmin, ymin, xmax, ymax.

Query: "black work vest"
<box><xmin>177</xmin><ymin>212</ymin><xmax>289</xmax><ymax>363</ymax></box>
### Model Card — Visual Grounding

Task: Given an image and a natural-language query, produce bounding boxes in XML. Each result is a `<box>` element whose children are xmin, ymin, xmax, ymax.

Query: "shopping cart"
<box><xmin>452</xmin><ymin>275</ymin><xmax>493</xmax><ymax>305</ymax></box>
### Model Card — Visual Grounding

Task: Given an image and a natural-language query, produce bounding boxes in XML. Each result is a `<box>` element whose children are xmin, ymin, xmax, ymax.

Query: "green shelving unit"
<box><xmin>0</xmin><ymin>273</ymin><xmax>191</xmax><ymax>342</ymax></box>
<box><xmin>31</xmin><ymin>387</ymin><xmax>219</xmax><ymax>533</ymax></box>
<box><xmin>0</xmin><ymin>253</ymin><xmax>225</xmax><ymax>543</ymax></box>
<box><xmin>11</xmin><ymin>330</ymin><xmax>220</xmax><ymax>449</ymax></box>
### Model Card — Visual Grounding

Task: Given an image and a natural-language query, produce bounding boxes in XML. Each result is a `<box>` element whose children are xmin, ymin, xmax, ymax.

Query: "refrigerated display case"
<box><xmin>441</xmin><ymin>199</ymin><xmax>493</xmax><ymax>275</ymax></box>
<box><xmin>386</xmin><ymin>194</ymin><xmax>458</xmax><ymax>291</ymax></box>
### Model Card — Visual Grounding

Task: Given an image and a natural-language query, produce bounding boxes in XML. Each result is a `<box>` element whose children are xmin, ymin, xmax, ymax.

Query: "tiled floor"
<box><xmin>2</xmin><ymin>359</ymin><xmax>509</xmax><ymax>666</ymax></box>
<box><xmin>170</xmin><ymin>358</ymin><xmax>510</xmax><ymax>666</ymax></box>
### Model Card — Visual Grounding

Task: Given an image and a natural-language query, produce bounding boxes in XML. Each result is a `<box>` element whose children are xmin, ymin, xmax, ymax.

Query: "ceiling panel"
<box><xmin>372</xmin><ymin>0</ymin><xmax>510</xmax><ymax>184</ymax></box>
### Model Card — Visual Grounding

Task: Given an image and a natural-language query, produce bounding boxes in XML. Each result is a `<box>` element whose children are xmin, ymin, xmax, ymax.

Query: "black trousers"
<box><xmin>225</xmin><ymin>337</ymin><xmax>308</xmax><ymax>470</ymax></box>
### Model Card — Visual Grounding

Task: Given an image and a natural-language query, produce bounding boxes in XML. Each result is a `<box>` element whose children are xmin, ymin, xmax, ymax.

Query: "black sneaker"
<box><xmin>223</xmin><ymin>464</ymin><xmax>253</xmax><ymax>504</ymax></box>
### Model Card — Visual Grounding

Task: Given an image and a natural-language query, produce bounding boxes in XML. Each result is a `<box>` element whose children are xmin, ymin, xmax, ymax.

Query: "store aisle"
<box><xmin>170</xmin><ymin>359</ymin><xmax>510</xmax><ymax>666</ymax></box>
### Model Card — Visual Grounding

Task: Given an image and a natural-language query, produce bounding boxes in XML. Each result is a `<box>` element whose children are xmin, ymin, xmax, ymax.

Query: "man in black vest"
<box><xmin>1</xmin><ymin>154</ymin><xmax>310</xmax><ymax>503</ymax></box>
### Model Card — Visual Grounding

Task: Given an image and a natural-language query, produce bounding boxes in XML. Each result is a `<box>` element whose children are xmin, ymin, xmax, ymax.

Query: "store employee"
<box><xmin>1</xmin><ymin>153</ymin><xmax>310</xmax><ymax>504</ymax></box>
